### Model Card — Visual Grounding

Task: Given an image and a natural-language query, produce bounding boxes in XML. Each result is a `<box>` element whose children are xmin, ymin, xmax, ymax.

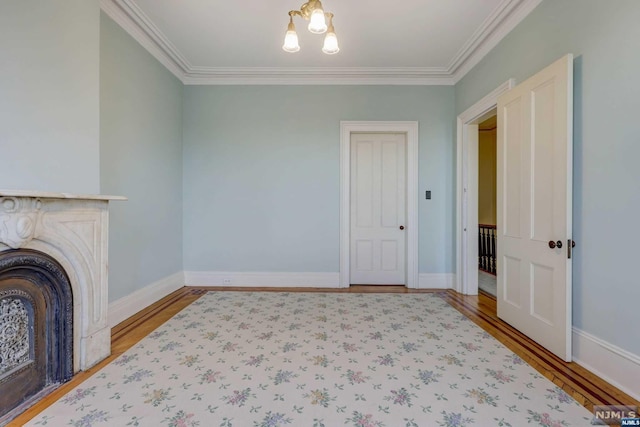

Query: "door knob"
<box><xmin>399</xmin><ymin>225</ymin><xmax>405</xmax><ymax>230</ymax></box>
<box><xmin>548</xmin><ymin>240</ymin><xmax>563</xmax><ymax>249</ymax></box>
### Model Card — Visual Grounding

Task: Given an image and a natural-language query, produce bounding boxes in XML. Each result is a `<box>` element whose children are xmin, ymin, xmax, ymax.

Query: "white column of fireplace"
<box><xmin>0</xmin><ymin>190</ymin><xmax>126</xmax><ymax>372</ymax></box>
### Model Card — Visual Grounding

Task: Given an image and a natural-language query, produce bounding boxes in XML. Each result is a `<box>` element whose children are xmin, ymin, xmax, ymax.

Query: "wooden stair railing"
<box><xmin>479</xmin><ymin>224</ymin><xmax>496</xmax><ymax>275</ymax></box>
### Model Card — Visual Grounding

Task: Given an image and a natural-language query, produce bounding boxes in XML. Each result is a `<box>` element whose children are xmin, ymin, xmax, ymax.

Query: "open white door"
<box><xmin>497</xmin><ymin>55</ymin><xmax>573</xmax><ymax>361</ymax></box>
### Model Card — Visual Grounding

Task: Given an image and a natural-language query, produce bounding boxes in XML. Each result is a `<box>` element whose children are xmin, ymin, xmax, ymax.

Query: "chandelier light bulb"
<box><xmin>308</xmin><ymin>8</ymin><xmax>327</xmax><ymax>34</ymax></box>
<box><xmin>322</xmin><ymin>26</ymin><xmax>339</xmax><ymax>54</ymax></box>
<box><xmin>282</xmin><ymin>19</ymin><xmax>300</xmax><ymax>53</ymax></box>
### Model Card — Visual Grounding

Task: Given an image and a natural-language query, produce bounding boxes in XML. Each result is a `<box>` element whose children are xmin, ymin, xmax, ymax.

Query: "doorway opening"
<box><xmin>478</xmin><ymin>115</ymin><xmax>497</xmax><ymax>297</ymax></box>
<box><xmin>455</xmin><ymin>79</ymin><xmax>514</xmax><ymax>297</ymax></box>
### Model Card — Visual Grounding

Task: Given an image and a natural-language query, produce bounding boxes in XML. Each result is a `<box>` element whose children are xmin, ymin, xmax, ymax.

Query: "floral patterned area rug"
<box><xmin>27</xmin><ymin>292</ymin><xmax>593</xmax><ymax>427</ymax></box>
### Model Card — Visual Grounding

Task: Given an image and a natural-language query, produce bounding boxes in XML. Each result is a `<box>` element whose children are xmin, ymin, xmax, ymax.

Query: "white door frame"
<box><xmin>455</xmin><ymin>80</ymin><xmax>514</xmax><ymax>295</ymax></box>
<box><xmin>340</xmin><ymin>121</ymin><xmax>419</xmax><ymax>288</ymax></box>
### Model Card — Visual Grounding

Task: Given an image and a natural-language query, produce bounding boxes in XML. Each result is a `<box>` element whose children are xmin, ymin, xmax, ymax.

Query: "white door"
<box><xmin>350</xmin><ymin>133</ymin><xmax>406</xmax><ymax>285</ymax></box>
<box><xmin>497</xmin><ymin>55</ymin><xmax>573</xmax><ymax>361</ymax></box>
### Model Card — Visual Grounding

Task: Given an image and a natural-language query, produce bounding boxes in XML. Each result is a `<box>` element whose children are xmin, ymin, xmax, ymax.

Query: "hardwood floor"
<box><xmin>9</xmin><ymin>286</ymin><xmax>638</xmax><ymax>425</ymax></box>
<box><xmin>443</xmin><ymin>289</ymin><xmax>640</xmax><ymax>412</ymax></box>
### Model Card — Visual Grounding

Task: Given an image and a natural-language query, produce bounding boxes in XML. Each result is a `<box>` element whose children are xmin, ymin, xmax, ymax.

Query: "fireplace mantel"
<box><xmin>0</xmin><ymin>190</ymin><xmax>126</xmax><ymax>372</ymax></box>
<box><xmin>0</xmin><ymin>190</ymin><xmax>127</xmax><ymax>201</ymax></box>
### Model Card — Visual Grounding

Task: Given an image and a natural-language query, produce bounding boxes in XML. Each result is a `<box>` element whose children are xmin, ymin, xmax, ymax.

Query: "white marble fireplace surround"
<box><xmin>0</xmin><ymin>190</ymin><xmax>125</xmax><ymax>373</ymax></box>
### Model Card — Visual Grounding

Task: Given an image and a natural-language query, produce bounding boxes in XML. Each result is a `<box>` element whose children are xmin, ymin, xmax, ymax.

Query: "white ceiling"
<box><xmin>99</xmin><ymin>0</ymin><xmax>542</xmax><ymax>84</ymax></box>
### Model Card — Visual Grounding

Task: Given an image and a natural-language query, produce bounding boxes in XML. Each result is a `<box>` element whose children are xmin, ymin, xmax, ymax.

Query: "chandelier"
<box><xmin>282</xmin><ymin>0</ymin><xmax>339</xmax><ymax>54</ymax></box>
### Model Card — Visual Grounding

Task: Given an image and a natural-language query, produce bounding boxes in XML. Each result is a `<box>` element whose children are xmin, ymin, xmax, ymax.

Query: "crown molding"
<box><xmin>99</xmin><ymin>0</ymin><xmax>541</xmax><ymax>86</ymax></box>
<box><xmin>449</xmin><ymin>0</ymin><xmax>543</xmax><ymax>83</ymax></box>
<box><xmin>99</xmin><ymin>0</ymin><xmax>187</xmax><ymax>80</ymax></box>
<box><xmin>183</xmin><ymin>67</ymin><xmax>455</xmax><ymax>85</ymax></box>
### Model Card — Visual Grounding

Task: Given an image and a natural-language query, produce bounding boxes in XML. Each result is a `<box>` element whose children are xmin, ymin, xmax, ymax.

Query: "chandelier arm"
<box><xmin>300</xmin><ymin>1</ymin><xmax>313</xmax><ymax>19</ymax></box>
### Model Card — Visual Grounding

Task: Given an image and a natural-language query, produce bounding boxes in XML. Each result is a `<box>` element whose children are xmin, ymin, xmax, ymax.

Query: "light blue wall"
<box><xmin>0</xmin><ymin>0</ymin><xmax>100</xmax><ymax>193</ymax></box>
<box><xmin>11</xmin><ymin>0</ymin><xmax>635</xmax><ymax>361</ymax></box>
<box><xmin>100</xmin><ymin>13</ymin><xmax>184</xmax><ymax>302</ymax></box>
<box><xmin>455</xmin><ymin>0</ymin><xmax>640</xmax><ymax>355</ymax></box>
<box><xmin>183</xmin><ymin>86</ymin><xmax>455</xmax><ymax>274</ymax></box>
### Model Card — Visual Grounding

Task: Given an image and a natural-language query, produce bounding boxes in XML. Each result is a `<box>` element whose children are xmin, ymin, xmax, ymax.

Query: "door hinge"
<box><xmin>567</xmin><ymin>239</ymin><xmax>576</xmax><ymax>259</ymax></box>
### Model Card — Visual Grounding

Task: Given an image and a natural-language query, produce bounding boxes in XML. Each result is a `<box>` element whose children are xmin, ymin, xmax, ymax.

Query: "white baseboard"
<box><xmin>417</xmin><ymin>273</ymin><xmax>456</xmax><ymax>289</ymax></box>
<box><xmin>572</xmin><ymin>327</ymin><xmax>640</xmax><ymax>401</ymax></box>
<box><xmin>108</xmin><ymin>271</ymin><xmax>184</xmax><ymax>328</ymax></box>
<box><xmin>184</xmin><ymin>271</ymin><xmax>341</xmax><ymax>288</ymax></box>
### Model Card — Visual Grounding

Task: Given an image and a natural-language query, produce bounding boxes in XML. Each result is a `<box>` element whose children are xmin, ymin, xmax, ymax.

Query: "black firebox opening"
<box><xmin>0</xmin><ymin>249</ymin><xmax>73</xmax><ymax>422</ymax></box>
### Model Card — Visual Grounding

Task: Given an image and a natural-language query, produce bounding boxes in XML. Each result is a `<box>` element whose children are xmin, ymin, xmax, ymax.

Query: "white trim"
<box><xmin>182</xmin><ymin>68</ymin><xmax>454</xmax><ymax>86</ymax></box>
<box><xmin>456</xmin><ymin>80</ymin><xmax>515</xmax><ymax>295</ymax></box>
<box><xmin>417</xmin><ymin>273</ymin><xmax>456</xmax><ymax>290</ymax></box>
<box><xmin>99</xmin><ymin>0</ymin><xmax>540</xmax><ymax>85</ymax></box>
<box><xmin>183</xmin><ymin>271</ymin><xmax>340</xmax><ymax>288</ymax></box>
<box><xmin>108</xmin><ymin>271</ymin><xmax>184</xmax><ymax>328</ymax></box>
<box><xmin>99</xmin><ymin>0</ymin><xmax>186</xmax><ymax>81</ymax></box>
<box><xmin>572</xmin><ymin>327</ymin><xmax>640</xmax><ymax>401</ymax></box>
<box><xmin>340</xmin><ymin>121</ymin><xmax>419</xmax><ymax>289</ymax></box>
<box><xmin>450</xmin><ymin>0</ymin><xmax>543</xmax><ymax>83</ymax></box>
